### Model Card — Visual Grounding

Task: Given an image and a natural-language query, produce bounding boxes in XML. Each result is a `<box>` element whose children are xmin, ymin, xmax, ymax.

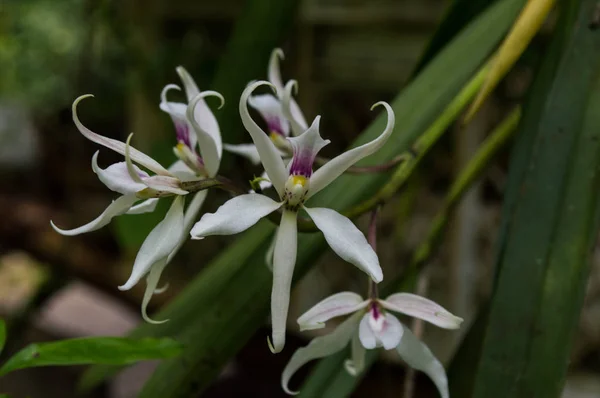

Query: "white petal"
<box><xmin>265</xmin><ymin>228</ymin><xmax>276</xmax><ymax>272</ymax></box>
<box><xmin>141</xmin><ymin>175</ymin><xmax>189</xmax><ymax>196</ymax></box>
<box><xmin>159</xmin><ymin>84</ymin><xmax>198</xmax><ymax>150</ymax></box>
<box><xmin>380</xmin><ymin>293</ymin><xmax>464</xmax><ymax>330</ymax></box>
<box><xmin>304</xmin><ymin>207</ymin><xmax>383</xmax><ymax>282</ymax></box>
<box><xmin>287</xmin><ymin>116</ymin><xmax>330</xmax><ymax>176</ymax></box>
<box><xmin>281</xmin><ymin>311</ymin><xmax>361</xmax><ymax>395</ymax></box>
<box><xmin>168</xmin><ymin>160</ymin><xmax>197</xmax><ymax>182</ymax></box>
<box><xmin>344</xmin><ymin>331</ymin><xmax>366</xmax><ymax>376</ymax></box>
<box><xmin>223</xmin><ymin>143</ymin><xmax>262</xmax><ymax>165</ymax></box>
<box><xmin>258</xmin><ymin>169</ymin><xmax>273</xmax><ymax>191</ymax></box>
<box><xmin>126</xmin><ymin>198</ymin><xmax>159</xmax><ymax>215</ymax></box>
<box><xmin>249</xmin><ymin>94</ymin><xmax>290</xmax><ymax>136</ymax></box>
<box><xmin>281</xmin><ymin>80</ymin><xmax>309</xmax><ymax>137</ymax></box>
<box><xmin>239</xmin><ymin>81</ymin><xmax>288</xmax><ymax>197</ymax></box>
<box><xmin>119</xmin><ymin>196</ymin><xmax>185</xmax><ymax>291</ymax></box>
<box><xmin>190</xmin><ymin>193</ymin><xmax>282</xmax><ymax>238</ymax></box>
<box><xmin>269</xmin><ymin>209</ymin><xmax>298</xmax><ymax>353</ymax></box>
<box><xmin>268</xmin><ymin>48</ymin><xmax>285</xmax><ymax>95</ymax></box>
<box><xmin>141</xmin><ymin>257</ymin><xmax>170</xmax><ymax>324</ymax></box>
<box><xmin>50</xmin><ymin>194</ymin><xmax>138</xmax><ymax>236</ymax></box>
<box><xmin>397</xmin><ymin>324</ymin><xmax>449</xmax><ymax>398</ymax></box>
<box><xmin>378</xmin><ymin>313</ymin><xmax>403</xmax><ymax>350</ymax></box>
<box><xmin>308</xmin><ymin>102</ymin><xmax>395</xmax><ymax>199</ymax></box>
<box><xmin>186</xmin><ymin>90</ymin><xmax>224</xmax><ymax>177</ymax></box>
<box><xmin>72</xmin><ymin>95</ymin><xmax>172</xmax><ymax>176</ymax></box>
<box><xmin>297</xmin><ymin>292</ymin><xmax>368</xmax><ymax>331</ymax></box>
<box><xmin>175</xmin><ymin>66</ymin><xmax>200</xmax><ymax>101</ymax></box>
<box><xmin>359</xmin><ymin>312</ymin><xmax>378</xmax><ymax>349</ymax></box>
<box><xmin>91</xmin><ymin>152</ymin><xmax>148</xmax><ymax>195</ymax></box>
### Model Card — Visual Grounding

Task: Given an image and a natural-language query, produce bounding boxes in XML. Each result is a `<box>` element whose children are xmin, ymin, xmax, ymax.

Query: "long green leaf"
<box><xmin>82</xmin><ymin>0</ymin><xmax>525</xmax><ymax>395</ymax></box>
<box><xmin>468</xmin><ymin>1</ymin><xmax>600</xmax><ymax>397</ymax></box>
<box><xmin>0</xmin><ymin>337</ymin><xmax>182</xmax><ymax>377</ymax></box>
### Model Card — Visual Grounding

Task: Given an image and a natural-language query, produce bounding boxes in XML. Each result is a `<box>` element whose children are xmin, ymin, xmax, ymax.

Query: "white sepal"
<box><xmin>186</xmin><ymin>91</ymin><xmax>224</xmax><ymax>177</ymax></box>
<box><xmin>50</xmin><ymin>194</ymin><xmax>138</xmax><ymax>236</ymax></box>
<box><xmin>268</xmin><ymin>48</ymin><xmax>285</xmax><ymax>95</ymax></box>
<box><xmin>297</xmin><ymin>292</ymin><xmax>368</xmax><ymax>331</ymax></box>
<box><xmin>91</xmin><ymin>152</ymin><xmax>147</xmax><ymax>195</ymax></box>
<box><xmin>190</xmin><ymin>193</ymin><xmax>282</xmax><ymax>238</ymax></box>
<box><xmin>308</xmin><ymin>102</ymin><xmax>395</xmax><ymax>199</ymax></box>
<box><xmin>380</xmin><ymin>293</ymin><xmax>464</xmax><ymax>329</ymax></box>
<box><xmin>265</xmin><ymin>229</ymin><xmax>277</xmax><ymax>272</ymax></box>
<box><xmin>126</xmin><ymin>198</ymin><xmax>159</xmax><ymax>215</ymax></box>
<box><xmin>223</xmin><ymin>143</ymin><xmax>262</xmax><ymax>165</ymax></box>
<box><xmin>396</xmin><ymin>324</ymin><xmax>449</xmax><ymax>398</ymax></box>
<box><xmin>304</xmin><ymin>206</ymin><xmax>383</xmax><ymax>282</ymax></box>
<box><xmin>269</xmin><ymin>209</ymin><xmax>298</xmax><ymax>354</ymax></box>
<box><xmin>141</xmin><ymin>258</ymin><xmax>170</xmax><ymax>324</ymax></box>
<box><xmin>72</xmin><ymin>95</ymin><xmax>172</xmax><ymax>176</ymax></box>
<box><xmin>281</xmin><ymin>80</ymin><xmax>309</xmax><ymax>137</ymax></box>
<box><xmin>281</xmin><ymin>312</ymin><xmax>362</xmax><ymax>395</ymax></box>
<box><xmin>239</xmin><ymin>81</ymin><xmax>288</xmax><ymax>197</ymax></box>
<box><xmin>344</xmin><ymin>331</ymin><xmax>366</xmax><ymax>376</ymax></box>
<box><xmin>118</xmin><ymin>196</ymin><xmax>185</xmax><ymax>291</ymax></box>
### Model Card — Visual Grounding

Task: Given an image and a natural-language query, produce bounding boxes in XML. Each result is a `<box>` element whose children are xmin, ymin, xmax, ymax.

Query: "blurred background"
<box><xmin>0</xmin><ymin>0</ymin><xmax>599</xmax><ymax>397</ymax></box>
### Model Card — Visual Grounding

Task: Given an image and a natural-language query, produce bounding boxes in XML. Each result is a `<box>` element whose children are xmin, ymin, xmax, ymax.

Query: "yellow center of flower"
<box><xmin>284</xmin><ymin>174</ymin><xmax>310</xmax><ymax>210</ymax></box>
<box><xmin>269</xmin><ymin>131</ymin><xmax>292</xmax><ymax>152</ymax></box>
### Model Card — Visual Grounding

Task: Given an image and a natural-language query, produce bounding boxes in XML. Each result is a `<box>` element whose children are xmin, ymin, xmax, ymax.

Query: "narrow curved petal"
<box><xmin>159</xmin><ymin>84</ymin><xmax>197</xmax><ymax>149</ymax></box>
<box><xmin>141</xmin><ymin>258</ymin><xmax>170</xmax><ymax>324</ymax></box>
<box><xmin>91</xmin><ymin>152</ymin><xmax>147</xmax><ymax>195</ymax></box>
<box><xmin>119</xmin><ymin>196</ymin><xmax>185</xmax><ymax>291</ymax></box>
<box><xmin>281</xmin><ymin>80</ymin><xmax>309</xmax><ymax>137</ymax></box>
<box><xmin>51</xmin><ymin>194</ymin><xmax>138</xmax><ymax>236</ymax></box>
<box><xmin>176</xmin><ymin>66</ymin><xmax>200</xmax><ymax>100</ymax></box>
<box><xmin>287</xmin><ymin>116</ymin><xmax>330</xmax><ymax>177</ymax></box>
<box><xmin>344</xmin><ymin>331</ymin><xmax>366</xmax><ymax>376</ymax></box>
<box><xmin>307</xmin><ymin>102</ymin><xmax>395</xmax><ymax>199</ymax></box>
<box><xmin>190</xmin><ymin>193</ymin><xmax>282</xmax><ymax>238</ymax></box>
<box><xmin>223</xmin><ymin>143</ymin><xmax>262</xmax><ymax>165</ymax></box>
<box><xmin>126</xmin><ymin>198</ymin><xmax>159</xmax><ymax>215</ymax></box>
<box><xmin>72</xmin><ymin>95</ymin><xmax>172</xmax><ymax>176</ymax></box>
<box><xmin>282</xmin><ymin>312</ymin><xmax>361</xmax><ymax>395</ymax></box>
<box><xmin>304</xmin><ymin>207</ymin><xmax>382</xmax><ymax>282</ymax></box>
<box><xmin>268</xmin><ymin>48</ymin><xmax>285</xmax><ymax>94</ymax></box>
<box><xmin>381</xmin><ymin>293</ymin><xmax>464</xmax><ymax>330</ymax></box>
<box><xmin>186</xmin><ymin>91</ymin><xmax>224</xmax><ymax>177</ymax></box>
<box><xmin>249</xmin><ymin>94</ymin><xmax>289</xmax><ymax>136</ymax></box>
<box><xmin>269</xmin><ymin>209</ymin><xmax>298</xmax><ymax>354</ymax></box>
<box><xmin>397</xmin><ymin>324</ymin><xmax>449</xmax><ymax>398</ymax></box>
<box><xmin>297</xmin><ymin>292</ymin><xmax>368</xmax><ymax>331</ymax></box>
<box><xmin>240</xmin><ymin>81</ymin><xmax>288</xmax><ymax>197</ymax></box>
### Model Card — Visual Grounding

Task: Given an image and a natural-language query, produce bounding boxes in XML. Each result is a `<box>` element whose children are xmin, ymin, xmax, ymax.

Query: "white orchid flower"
<box><xmin>51</xmin><ymin>69</ymin><xmax>224</xmax><ymax>322</ymax></box>
<box><xmin>224</xmin><ymin>48</ymin><xmax>308</xmax><ymax>166</ymax></box>
<box><xmin>190</xmin><ymin>80</ymin><xmax>395</xmax><ymax>353</ymax></box>
<box><xmin>282</xmin><ymin>291</ymin><xmax>464</xmax><ymax>397</ymax></box>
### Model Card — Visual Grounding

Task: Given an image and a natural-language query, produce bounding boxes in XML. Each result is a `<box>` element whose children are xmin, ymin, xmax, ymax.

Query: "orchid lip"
<box><xmin>175</xmin><ymin>120</ymin><xmax>192</xmax><ymax>148</ymax></box>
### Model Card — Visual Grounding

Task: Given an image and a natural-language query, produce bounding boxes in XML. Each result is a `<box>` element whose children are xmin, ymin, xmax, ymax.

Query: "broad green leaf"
<box><xmin>0</xmin><ymin>319</ymin><xmax>5</xmax><ymax>355</ymax></box>
<box><xmin>467</xmin><ymin>1</ymin><xmax>600</xmax><ymax>397</ymax></box>
<box><xmin>83</xmin><ymin>0</ymin><xmax>525</xmax><ymax>395</ymax></box>
<box><xmin>465</xmin><ymin>0</ymin><xmax>557</xmax><ymax>122</ymax></box>
<box><xmin>0</xmin><ymin>337</ymin><xmax>182</xmax><ymax>377</ymax></box>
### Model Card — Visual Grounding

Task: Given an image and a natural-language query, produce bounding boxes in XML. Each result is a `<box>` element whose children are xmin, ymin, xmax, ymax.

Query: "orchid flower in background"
<box><xmin>281</xmin><ymin>291</ymin><xmax>464</xmax><ymax>397</ymax></box>
<box><xmin>51</xmin><ymin>68</ymin><xmax>224</xmax><ymax>322</ymax></box>
<box><xmin>223</xmin><ymin>48</ymin><xmax>308</xmax><ymax>166</ymax></box>
<box><xmin>190</xmin><ymin>80</ymin><xmax>395</xmax><ymax>354</ymax></box>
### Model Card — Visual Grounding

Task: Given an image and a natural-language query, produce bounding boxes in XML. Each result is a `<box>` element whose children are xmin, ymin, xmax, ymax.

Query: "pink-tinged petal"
<box><xmin>282</xmin><ymin>311</ymin><xmax>361</xmax><ymax>395</ymax></box>
<box><xmin>159</xmin><ymin>84</ymin><xmax>196</xmax><ymax>149</ymax></box>
<box><xmin>91</xmin><ymin>152</ymin><xmax>148</xmax><ymax>195</ymax></box>
<box><xmin>307</xmin><ymin>101</ymin><xmax>395</xmax><ymax>199</ymax></box>
<box><xmin>358</xmin><ymin>312</ymin><xmax>377</xmax><ymax>349</ymax></box>
<box><xmin>344</xmin><ymin>331</ymin><xmax>366</xmax><ymax>376</ymax></box>
<box><xmin>126</xmin><ymin>198</ymin><xmax>159</xmax><ymax>215</ymax></box>
<box><xmin>287</xmin><ymin>116</ymin><xmax>329</xmax><ymax>177</ymax></box>
<box><xmin>50</xmin><ymin>194</ymin><xmax>138</xmax><ymax>236</ymax></box>
<box><xmin>269</xmin><ymin>209</ymin><xmax>298</xmax><ymax>354</ymax></box>
<box><xmin>377</xmin><ymin>313</ymin><xmax>403</xmax><ymax>350</ymax></box>
<box><xmin>249</xmin><ymin>94</ymin><xmax>289</xmax><ymax>137</ymax></box>
<box><xmin>186</xmin><ymin>90</ymin><xmax>224</xmax><ymax>177</ymax></box>
<box><xmin>268</xmin><ymin>48</ymin><xmax>285</xmax><ymax>95</ymax></box>
<box><xmin>240</xmin><ymin>81</ymin><xmax>288</xmax><ymax>197</ymax></box>
<box><xmin>304</xmin><ymin>207</ymin><xmax>383</xmax><ymax>282</ymax></box>
<box><xmin>119</xmin><ymin>196</ymin><xmax>185</xmax><ymax>291</ymax></box>
<box><xmin>281</xmin><ymin>80</ymin><xmax>309</xmax><ymax>137</ymax></box>
<box><xmin>223</xmin><ymin>143</ymin><xmax>262</xmax><ymax>165</ymax></box>
<box><xmin>72</xmin><ymin>95</ymin><xmax>172</xmax><ymax>176</ymax></box>
<box><xmin>190</xmin><ymin>193</ymin><xmax>282</xmax><ymax>238</ymax></box>
<box><xmin>359</xmin><ymin>311</ymin><xmax>403</xmax><ymax>350</ymax></box>
<box><xmin>397</xmin><ymin>324</ymin><xmax>449</xmax><ymax>398</ymax></box>
<box><xmin>380</xmin><ymin>293</ymin><xmax>464</xmax><ymax>329</ymax></box>
<box><xmin>297</xmin><ymin>292</ymin><xmax>368</xmax><ymax>331</ymax></box>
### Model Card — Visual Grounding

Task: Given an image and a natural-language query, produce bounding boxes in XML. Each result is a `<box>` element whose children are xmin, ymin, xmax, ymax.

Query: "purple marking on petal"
<box><xmin>175</xmin><ymin>120</ymin><xmax>192</xmax><ymax>148</ymax></box>
<box><xmin>370</xmin><ymin>302</ymin><xmax>381</xmax><ymax>320</ymax></box>
<box><xmin>289</xmin><ymin>148</ymin><xmax>315</xmax><ymax>177</ymax></box>
<box><xmin>265</xmin><ymin>116</ymin><xmax>285</xmax><ymax>136</ymax></box>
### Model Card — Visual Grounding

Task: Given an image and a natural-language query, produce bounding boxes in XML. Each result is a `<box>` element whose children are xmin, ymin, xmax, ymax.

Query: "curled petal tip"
<box><xmin>142</xmin><ymin>309</ymin><xmax>169</xmax><ymax>325</ymax></box>
<box><xmin>274</xmin><ymin>48</ymin><xmax>285</xmax><ymax>60</ymax></box>
<box><xmin>267</xmin><ymin>336</ymin><xmax>280</xmax><ymax>354</ymax></box>
<box><xmin>160</xmin><ymin>84</ymin><xmax>181</xmax><ymax>104</ymax></box>
<box><xmin>285</xmin><ymin>80</ymin><xmax>298</xmax><ymax>96</ymax></box>
<box><xmin>49</xmin><ymin>220</ymin><xmax>65</xmax><ymax>234</ymax></box>
<box><xmin>370</xmin><ymin>101</ymin><xmax>388</xmax><ymax>111</ymax></box>
<box><xmin>247</xmin><ymin>80</ymin><xmax>278</xmax><ymax>96</ymax></box>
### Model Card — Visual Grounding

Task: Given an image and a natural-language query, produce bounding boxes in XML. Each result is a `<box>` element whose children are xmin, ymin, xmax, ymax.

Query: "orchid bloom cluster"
<box><xmin>51</xmin><ymin>48</ymin><xmax>463</xmax><ymax>397</ymax></box>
